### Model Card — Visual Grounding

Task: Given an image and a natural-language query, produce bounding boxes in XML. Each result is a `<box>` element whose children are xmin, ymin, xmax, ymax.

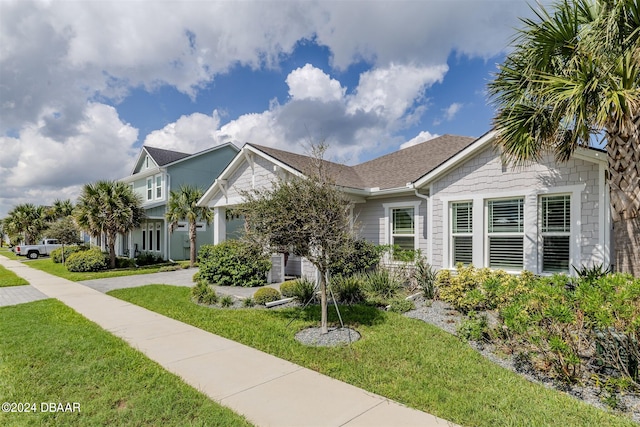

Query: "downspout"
<box><xmin>164</xmin><ymin>170</ymin><xmax>170</xmax><ymax>261</ymax></box>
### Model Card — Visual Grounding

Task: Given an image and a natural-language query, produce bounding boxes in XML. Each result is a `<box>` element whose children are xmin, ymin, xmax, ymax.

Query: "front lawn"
<box><xmin>0</xmin><ymin>265</ymin><xmax>29</xmax><ymax>287</ymax></box>
<box><xmin>26</xmin><ymin>258</ymin><xmax>179</xmax><ymax>281</ymax></box>
<box><xmin>109</xmin><ymin>285</ymin><xmax>636</xmax><ymax>427</ymax></box>
<box><xmin>0</xmin><ymin>299</ymin><xmax>252</xmax><ymax>427</ymax></box>
<box><xmin>0</xmin><ymin>248</ymin><xmax>20</xmax><ymax>261</ymax></box>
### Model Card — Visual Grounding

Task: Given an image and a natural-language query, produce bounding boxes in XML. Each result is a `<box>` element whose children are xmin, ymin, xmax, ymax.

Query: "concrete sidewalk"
<box><xmin>0</xmin><ymin>256</ymin><xmax>456</xmax><ymax>427</ymax></box>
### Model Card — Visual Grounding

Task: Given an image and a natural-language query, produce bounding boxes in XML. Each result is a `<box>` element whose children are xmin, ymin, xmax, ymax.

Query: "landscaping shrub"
<box><xmin>414</xmin><ymin>257</ymin><xmax>437</xmax><ymax>299</ymax></box>
<box><xmin>242</xmin><ymin>297</ymin><xmax>255</xmax><ymax>308</ymax></box>
<box><xmin>66</xmin><ymin>247</ymin><xmax>108</xmax><ymax>272</ymax></box>
<box><xmin>388</xmin><ymin>298</ymin><xmax>415</xmax><ymax>313</ymax></box>
<box><xmin>279</xmin><ymin>280</ymin><xmax>298</xmax><ymax>298</ymax></box>
<box><xmin>116</xmin><ymin>257</ymin><xmax>136</xmax><ymax>269</ymax></box>
<box><xmin>457</xmin><ymin>311</ymin><xmax>490</xmax><ymax>342</ymax></box>
<box><xmin>198</xmin><ymin>241</ymin><xmax>271</xmax><ymax>287</ymax></box>
<box><xmin>135</xmin><ymin>251</ymin><xmax>165</xmax><ymax>266</ymax></box>
<box><xmin>51</xmin><ymin>245</ymin><xmax>88</xmax><ymax>263</ymax></box>
<box><xmin>253</xmin><ymin>287</ymin><xmax>281</xmax><ymax>305</ymax></box>
<box><xmin>362</xmin><ymin>268</ymin><xmax>402</xmax><ymax>306</ymax></box>
<box><xmin>330</xmin><ymin>275</ymin><xmax>365</xmax><ymax>305</ymax></box>
<box><xmin>290</xmin><ymin>277</ymin><xmax>317</xmax><ymax>304</ymax></box>
<box><xmin>191</xmin><ymin>281</ymin><xmax>218</xmax><ymax>305</ymax></box>
<box><xmin>330</xmin><ymin>238</ymin><xmax>383</xmax><ymax>277</ymax></box>
<box><xmin>192</xmin><ymin>271</ymin><xmax>201</xmax><ymax>283</ymax></box>
<box><xmin>219</xmin><ymin>295</ymin><xmax>235</xmax><ymax>308</ymax></box>
<box><xmin>158</xmin><ymin>265</ymin><xmax>181</xmax><ymax>272</ymax></box>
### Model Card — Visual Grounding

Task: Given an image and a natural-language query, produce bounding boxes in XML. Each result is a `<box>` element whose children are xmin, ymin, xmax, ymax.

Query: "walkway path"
<box><xmin>0</xmin><ymin>256</ymin><xmax>456</xmax><ymax>427</ymax></box>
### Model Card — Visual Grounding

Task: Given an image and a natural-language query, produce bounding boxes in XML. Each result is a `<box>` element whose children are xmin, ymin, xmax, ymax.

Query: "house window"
<box><xmin>487</xmin><ymin>198</ymin><xmax>524</xmax><ymax>270</ymax></box>
<box><xmin>540</xmin><ymin>194</ymin><xmax>571</xmax><ymax>272</ymax></box>
<box><xmin>148</xmin><ymin>224</ymin><xmax>153</xmax><ymax>251</ymax></box>
<box><xmin>155</xmin><ymin>174</ymin><xmax>163</xmax><ymax>200</ymax></box>
<box><xmin>391</xmin><ymin>207</ymin><xmax>415</xmax><ymax>252</ymax></box>
<box><xmin>156</xmin><ymin>223</ymin><xmax>161</xmax><ymax>252</ymax></box>
<box><xmin>451</xmin><ymin>201</ymin><xmax>473</xmax><ymax>266</ymax></box>
<box><xmin>146</xmin><ymin>177</ymin><xmax>153</xmax><ymax>201</ymax></box>
<box><xmin>145</xmin><ymin>156</ymin><xmax>149</xmax><ymax>169</ymax></box>
<box><xmin>142</xmin><ymin>230</ymin><xmax>146</xmax><ymax>250</ymax></box>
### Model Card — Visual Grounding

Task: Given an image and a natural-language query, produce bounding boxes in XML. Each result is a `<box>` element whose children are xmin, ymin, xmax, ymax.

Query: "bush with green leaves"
<box><xmin>66</xmin><ymin>247</ymin><xmax>108</xmax><ymax>272</ymax></box>
<box><xmin>219</xmin><ymin>295</ymin><xmax>235</xmax><ymax>308</ymax></box>
<box><xmin>289</xmin><ymin>277</ymin><xmax>317</xmax><ymax>304</ymax></box>
<box><xmin>414</xmin><ymin>258</ymin><xmax>437</xmax><ymax>299</ymax></box>
<box><xmin>198</xmin><ymin>241</ymin><xmax>271</xmax><ymax>287</ymax></box>
<box><xmin>242</xmin><ymin>297</ymin><xmax>255</xmax><ymax>308</ymax></box>
<box><xmin>388</xmin><ymin>298</ymin><xmax>415</xmax><ymax>313</ymax></box>
<box><xmin>362</xmin><ymin>268</ymin><xmax>402</xmax><ymax>306</ymax></box>
<box><xmin>329</xmin><ymin>238</ymin><xmax>383</xmax><ymax>277</ymax></box>
<box><xmin>51</xmin><ymin>245</ymin><xmax>88</xmax><ymax>264</ymax></box>
<box><xmin>457</xmin><ymin>311</ymin><xmax>490</xmax><ymax>342</ymax></box>
<box><xmin>330</xmin><ymin>275</ymin><xmax>364</xmax><ymax>305</ymax></box>
<box><xmin>279</xmin><ymin>280</ymin><xmax>298</xmax><ymax>298</ymax></box>
<box><xmin>253</xmin><ymin>287</ymin><xmax>281</xmax><ymax>305</ymax></box>
<box><xmin>135</xmin><ymin>251</ymin><xmax>165</xmax><ymax>266</ymax></box>
<box><xmin>191</xmin><ymin>281</ymin><xmax>218</xmax><ymax>305</ymax></box>
<box><xmin>116</xmin><ymin>257</ymin><xmax>137</xmax><ymax>269</ymax></box>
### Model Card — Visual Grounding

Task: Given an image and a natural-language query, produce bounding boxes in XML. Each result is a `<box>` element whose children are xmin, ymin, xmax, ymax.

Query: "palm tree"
<box><xmin>47</xmin><ymin>199</ymin><xmax>74</xmax><ymax>221</ymax></box>
<box><xmin>165</xmin><ymin>185</ymin><xmax>214</xmax><ymax>267</ymax></box>
<box><xmin>75</xmin><ymin>180</ymin><xmax>145</xmax><ymax>269</ymax></box>
<box><xmin>4</xmin><ymin>203</ymin><xmax>46</xmax><ymax>244</ymax></box>
<box><xmin>489</xmin><ymin>0</ymin><xmax>639</xmax><ymax>275</ymax></box>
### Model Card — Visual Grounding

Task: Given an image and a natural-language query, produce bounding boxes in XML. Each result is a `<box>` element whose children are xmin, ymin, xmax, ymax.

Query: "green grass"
<box><xmin>25</xmin><ymin>258</ymin><xmax>175</xmax><ymax>281</ymax></box>
<box><xmin>0</xmin><ymin>265</ymin><xmax>29</xmax><ymax>287</ymax></box>
<box><xmin>0</xmin><ymin>247</ymin><xmax>20</xmax><ymax>261</ymax></box>
<box><xmin>110</xmin><ymin>285</ymin><xmax>636</xmax><ymax>427</ymax></box>
<box><xmin>0</xmin><ymin>299</ymin><xmax>252</xmax><ymax>427</ymax></box>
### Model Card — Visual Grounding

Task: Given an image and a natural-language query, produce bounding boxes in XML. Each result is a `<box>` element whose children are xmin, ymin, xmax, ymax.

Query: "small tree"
<box><xmin>45</xmin><ymin>216</ymin><xmax>82</xmax><ymax>263</ymax></box>
<box><xmin>239</xmin><ymin>146</ymin><xmax>354</xmax><ymax>334</ymax></box>
<box><xmin>165</xmin><ymin>185</ymin><xmax>214</xmax><ymax>267</ymax></box>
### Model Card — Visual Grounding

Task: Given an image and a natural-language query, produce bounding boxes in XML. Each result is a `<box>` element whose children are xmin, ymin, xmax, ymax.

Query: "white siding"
<box><xmin>430</xmin><ymin>145</ymin><xmax>603</xmax><ymax>273</ymax></box>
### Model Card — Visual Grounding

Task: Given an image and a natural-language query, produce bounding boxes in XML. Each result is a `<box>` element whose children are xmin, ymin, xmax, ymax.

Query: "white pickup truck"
<box><xmin>15</xmin><ymin>239</ymin><xmax>62</xmax><ymax>259</ymax></box>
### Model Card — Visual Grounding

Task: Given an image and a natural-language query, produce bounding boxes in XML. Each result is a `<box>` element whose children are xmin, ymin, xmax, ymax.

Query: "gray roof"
<box><xmin>144</xmin><ymin>146</ymin><xmax>191</xmax><ymax>166</ymax></box>
<box><xmin>249</xmin><ymin>134</ymin><xmax>477</xmax><ymax>190</ymax></box>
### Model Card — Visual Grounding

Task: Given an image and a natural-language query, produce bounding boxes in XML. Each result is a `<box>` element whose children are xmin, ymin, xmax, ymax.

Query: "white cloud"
<box><xmin>144</xmin><ymin>111</ymin><xmax>223</xmax><ymax>153</ymax></box>
<box><xmin>0</xmin><ymin>102</ymin><xmax>138</xmax><ymax>216</ymax></box>
<box><xmin>400</xmin><ymin>131</ymin><xmax>439</xmax><ymax>150</ymax></box>
<box><xmin>434</xmin><ymin>102</ymin><xmax>464</xmax><ymax>125</ymax></box>
<box><xmin>286</xmin><ymin>64</ymin><xmax>345</xmax><ymax>102</ymax></box>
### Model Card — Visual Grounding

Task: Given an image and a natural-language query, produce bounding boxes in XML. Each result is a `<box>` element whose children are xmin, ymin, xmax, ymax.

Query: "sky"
<box><xmin>0</xmin><ymin>0</ymin><xmax>547</xmax><ymax>218</ymax></box>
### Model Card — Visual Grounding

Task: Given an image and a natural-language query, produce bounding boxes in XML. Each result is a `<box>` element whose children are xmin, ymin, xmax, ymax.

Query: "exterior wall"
<box><xmin>211</xmin><ymin>154</ymin><xmax>281</xmax><ymax>207</ymax></box>
<box><xmin>353</xmin><ymin>195</ymin><xmax>428</xmax><ymax>256</ymax></box>
<box><xmin>168</xmin><ymin>145</ymin><xmax>237</xmax><ymax>192</ymax></box>
<box><xmin>430</xmin><ymin>145</ymin><xmax>605</xmax><ymax>274</ymax></box>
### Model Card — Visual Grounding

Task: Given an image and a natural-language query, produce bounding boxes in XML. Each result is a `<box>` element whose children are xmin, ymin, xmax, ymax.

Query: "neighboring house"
<box><xmin>115</xmin><ymin>143</ymin><xmax>239</xmax><ymax>261</ymax></box>
<box><xmin>199</xmin><ymin>131</ymin><xmax>611</xmax><ymax>281</ymax></box>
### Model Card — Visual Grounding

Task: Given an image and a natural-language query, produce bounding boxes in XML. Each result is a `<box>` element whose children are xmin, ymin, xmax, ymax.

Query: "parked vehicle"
<box><xmin>14</xmin><ymin>239</ymin><xmax>62</xmax><ymax>259</ymax></box>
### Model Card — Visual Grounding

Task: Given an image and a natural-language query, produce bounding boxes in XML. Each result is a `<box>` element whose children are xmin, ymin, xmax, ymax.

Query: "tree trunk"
<box><xmin>108</xmin><ymin>239</ymin><xmax>116</xmax><ymax>269</ymax></box>
<box><xmin>606</xmin><ymin>114</ymin><xmax>640</xmax><ymax>276</ymax></box>
<box><xmin>320</xmin><ymin>270</ymin><xmax>328</xmax><ymax>334</ymax></box>
<box><xmin>189</xmin><ymin>222</ymin><xmax>197</xmax><ymax>268</ymax></box>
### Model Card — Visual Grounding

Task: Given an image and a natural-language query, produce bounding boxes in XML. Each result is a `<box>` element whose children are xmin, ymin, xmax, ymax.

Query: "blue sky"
<box><xmin>0</xmin><ymin>0</ymin><xmax>543</xmax><ymax>218</ymax></box>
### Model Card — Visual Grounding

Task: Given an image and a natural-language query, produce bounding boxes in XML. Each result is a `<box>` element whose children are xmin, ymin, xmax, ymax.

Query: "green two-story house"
<box><xmin>118</xmin><ymin>143</ymin><xmax>239</xmax><ymax>261</ymax></box>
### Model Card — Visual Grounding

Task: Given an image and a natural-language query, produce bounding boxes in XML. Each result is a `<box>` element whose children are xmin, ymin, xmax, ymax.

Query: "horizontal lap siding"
<box><xmin>431</xmin><ymin>145</ymin><xmax>602</xmax><ymax>270</ymax></box>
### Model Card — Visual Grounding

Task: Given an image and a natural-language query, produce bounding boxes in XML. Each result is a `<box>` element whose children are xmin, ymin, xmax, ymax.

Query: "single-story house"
<box><xmin>112</xmin><ymin>143</ymin><xmax>239</xmax><ymax>261</ymax></box>
<box><xmin>198</xmin><ymin>131</ymin><xmax>611</xmax><ymax>280</ymax></box>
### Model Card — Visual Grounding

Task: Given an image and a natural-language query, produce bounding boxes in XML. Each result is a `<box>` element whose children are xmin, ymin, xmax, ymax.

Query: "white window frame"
<box><xmin>146</xmin><ymin>177</ymin><xmax>153</xmax><ymax>201</ymax></box>
<box><xmin>154</xmin><ymin>174</ymin><xmax>163</xmax><ymax>200</ymax></box>
<box><xmin>148</xmin><ymin>223</ymin><xmax>154</xmax><ymax>252</ymax></box>
<box><xmin>450</xmin><ymin>201</ymin><xmax>473</xmax><ymax>266</ymax></box>
<box><xmin>383</xmin><ymin>201</ymin><xmax>421</xmax><ymax>260</ymax></box>
<box><xmin>156</xmin><ymin>223</ymin><xmax>161</xmax><ymax>252</ymax></box>
<box><xmin>486</xmin><ymin>197</ymin><xmax>525</xmax><ymax>271</ymax></box>
<box><xmin>540</xmin><ymin>194</ymin><xmax>571</xmax><ymax>273</ymax></box>
<box><xmin>175</xmin><ymin>221</ymin><xmax>207</xmax><ymax>232</ymax></box>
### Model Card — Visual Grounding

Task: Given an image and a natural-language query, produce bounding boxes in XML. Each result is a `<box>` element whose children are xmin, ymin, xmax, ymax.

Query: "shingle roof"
<box><xmin>248</xmin><ymin>144</ymin><xmax>367</xmax><ymax>189</ymax></box>
<box><xmin>353</xmin><ymin>134</ymin><xmax>476</xmax><ymax>189</ymax></box>
<box><xmin>249</xmin><ymin>134</ymin><xmax>477</xmax><ymax>190</ymax></box>
<box><xmin>144</xmin><ymin>146</ymin><xmax>191</xmax><ymax>166</ymax></box>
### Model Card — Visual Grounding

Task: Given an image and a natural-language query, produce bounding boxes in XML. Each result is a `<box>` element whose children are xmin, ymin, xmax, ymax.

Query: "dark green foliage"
<box><xmin>198</xmin><ymin>241</ymin><xmax>271</xmax><ymax>287</ymax></box>
<box><xmin>219</xmin><ymin>295</ymin><xmax>235</xmax><ymax>308</ymax></box>
<box><xmin>329</xmin><ymin>239</ymin><xmax>383</xmax><ymax>277</ymax></box>
<box><xmin>253</xmin><ymin>287</ymin><xmax>281</xmax><ymax>305</ymax></box>
<box><xmin>457</xmin><ymin>311</ymin><xmax>490</xmax><ymax>342</ymax></box>
<box><xmin>66</xmin><ymin>247</ymin><xmax>108</xmax><ymax>272</ymax></box>
<box><xmin>414</xmin><ymin>257</ymin><xmax>437</xmax><ymax>299</ymax></box>
<box><xmin>290</xmin><ymin>278</ymin><xmax>317</xmax><ymax>304</ymax></box>
<box><xmin>388</xmin><ymin>298</ymin><xmax>415</xmax><ymax>313</ymax></box>
<box><xmin>191</xmin><ymin>281</ymin><xmax>218</xmax><ymax>305</ymax></box>
<box><xmin>135</xmin><ymin>251</ymin><xmax>165</xmax><ymax>266</ymax></box>
<box><xmin>192</xmin><ymin>271</ymin><xmax>201</xmax><ymax>283</ymax></box>
<box><xmin>50</xmin><ymin>245</ymin><xmax>88</xmax><ymax>264</ymax></box>
<box><xmin>116</xmin><ymin>257</ymin><xmax>137</xmax><ymax>269</ymax></box>
<box><xmin>330</xmin><ymin>275</ymin><xmax>365</xmax><ymax>305</ymax></box>
<box><xmin>362</xmin><ymin>268</ymin><xmax>402</xmax><ymax>306</ymax></box>
<box><xmin>572</xmin><ymin>263</ymin><xmax>613</xmax><ymax>284</ymax></box>
<box><xmin>242</xmin><ymin>297</ymin><xmax>255</xmax><ymax>308</ymax></box>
